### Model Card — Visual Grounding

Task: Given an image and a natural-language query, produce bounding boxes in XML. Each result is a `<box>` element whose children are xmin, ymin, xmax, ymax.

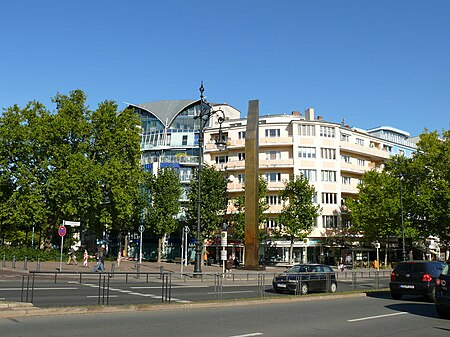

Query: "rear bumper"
<box><xmin>389</xmin><ymin>282</ymin><xmax>433</xmax><ymax>296</ymax></box>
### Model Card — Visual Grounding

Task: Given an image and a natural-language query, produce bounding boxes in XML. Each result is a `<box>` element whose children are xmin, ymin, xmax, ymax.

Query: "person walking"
<box><xmin>67</xmin><ymin>247</ymin><xmax>77</xmax><ymax>265</ymax></box>
<box><xmin>92</xmin><ymin>246</ymin><xmax>105</xmax><ymax>272</ymax></box>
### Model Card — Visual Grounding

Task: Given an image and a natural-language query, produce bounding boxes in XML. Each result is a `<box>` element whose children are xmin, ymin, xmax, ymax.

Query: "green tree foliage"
<box><xmin>393</xmin><ymin>130</ymin><xmax>450</xmax><ymax>243</ymax></box>
<box><xmin>187</xmin><ymin>164</ymin><xmax>228</xmax><ymax>240</ymax></box>
<box><xmin>346</xmin><ymin>169</ymin><xmax>415</xmax><ymax>263</ymax></box>
<box><xmin>0</xmin><ymin>90</ymin><xmax>143</xmax><ymax>248</ymax></box>
<box><xmin>142</xmin><ymin>168</ymin><xmax>182</xmax><ymax>262</ymax></box>
<box><xmin>230</xmin><ymin>176</ymin><xmax>269</xmax><ymax>242</ymax></box>
<box><xmin>277</xmin><ymin>175</ymin><xmax>321</xmax><ymax>263</ymax></box>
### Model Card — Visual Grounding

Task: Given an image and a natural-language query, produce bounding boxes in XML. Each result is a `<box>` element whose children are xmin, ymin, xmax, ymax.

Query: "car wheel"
<box><xmin>391</xmin><ymin>292</ymin><xmax>402</xmax><ymax>300</ymax></box>
<box><xmin>436</xmin><ymin>305</ymin><xmax>450</xmax><ymax>319</ymax></box>
<box><xmin>300</xmin><ymin>283</ymin><xmax>308</xmax><ymax>295</ymax></box>
<box><xmin>426</xmin><ymin>286</ymin><xmax>437</xmax><ymax>303</ymax></box>
<box><xmin>329</xmin><ymin>282</ymin><xmax>337</xmax><ymax>293</ymax></box>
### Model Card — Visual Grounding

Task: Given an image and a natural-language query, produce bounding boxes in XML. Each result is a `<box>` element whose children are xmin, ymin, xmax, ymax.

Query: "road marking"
<box><xmin>229</xmin><ymin>333</ymin><xmax>263</xmax><ymax>337</ymax></box>
<box><xmin>86</xmin><ymin>295</ymin><xmax>118</xmax><ymax>298</ymax></box>
<box><xmin>207</xmin><ymin>290</ymin><xmax>254</xmax><ymax>295</ymax></box>
<box><xmin>0</xmin><ymin>287</ymin><xmax>78</xmax><ymax>291</ymax></box>
<box><xmin>348</xmin><ymin>312</ymin><xmax>408</xmax><ymax>322</ymax></box>
<box><xmin>130</xmin><ymin>285</ymin><xmax>209</xmax><ymax>289</ymax></box>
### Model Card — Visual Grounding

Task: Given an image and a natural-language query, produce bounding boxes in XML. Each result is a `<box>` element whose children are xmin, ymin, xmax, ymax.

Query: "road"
<box><xmin>0</xmin><ymin>272</ymin><xmax>391</xmax><ymax>307</ymax></box>
<box><xmin>1</xmin><ymin>293</ymin><xmax>449</xmax><ymax>337</ymax></box>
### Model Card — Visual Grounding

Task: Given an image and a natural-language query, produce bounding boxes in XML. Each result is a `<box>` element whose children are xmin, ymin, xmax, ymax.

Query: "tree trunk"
<box><xmin>289</xmin><ymin>240</ymin><xmax>294</xmax><ymax>265</ymax></box>
<box><xmin>157</xmin><ymin>236</ymin><xmax>163</xmax><ymax>263</ymax></box>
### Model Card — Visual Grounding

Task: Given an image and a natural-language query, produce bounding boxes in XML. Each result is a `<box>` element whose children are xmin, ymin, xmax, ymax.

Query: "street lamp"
<box><xmin>193</xmin><ymin>82</ymin><xmax>227</xmax><ymax>275</ymax></box>
<box><xmin>399</xmin><ymin>174</ymin><xmax>407</xmax><ymax>261</ymax></box>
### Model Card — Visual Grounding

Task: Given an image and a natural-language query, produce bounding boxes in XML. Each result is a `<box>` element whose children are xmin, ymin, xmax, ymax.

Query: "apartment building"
<box><xmin>204</xmin><ymin>108</ymin><xmax>417</xmax><ymax>265</ymax></box>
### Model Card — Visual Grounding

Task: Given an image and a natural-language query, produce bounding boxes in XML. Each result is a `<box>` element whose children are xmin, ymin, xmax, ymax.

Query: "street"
<box><xmin>1</xmin><ymin>293</ymin><xmax>449</xmax><ymax>337</ymax></box>
<box><xmin>0</xmin><ymin>271</ymin><xmax>391</xmax><ymax>307</ymax></box>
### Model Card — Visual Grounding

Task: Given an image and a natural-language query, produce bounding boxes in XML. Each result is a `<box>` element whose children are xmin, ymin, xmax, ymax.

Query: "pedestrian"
<box><xmin>92</xmin><ymin>246</ymin><xmax>105</xmax><ymax>272</ymax></box>
<box><xmin>67</xmin><ymin>247</ymin><xmax>77</xmax><ymax>265</ymax></box>
<box><xmin>226</xmin><ymin>255</ymin><xmax>233</xmax><ymax>273</ymax></box>
<box><xmin>233</xmin><ymin>254</ymin><xmax>240</xmax><ymax>269</ymax></box>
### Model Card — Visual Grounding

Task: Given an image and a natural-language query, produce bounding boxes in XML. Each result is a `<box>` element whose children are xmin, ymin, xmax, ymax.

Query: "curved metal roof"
<box><xmin>127</xmin><ymin>99</ymin><xmax>200</xmax><ymax>128</ymax></box>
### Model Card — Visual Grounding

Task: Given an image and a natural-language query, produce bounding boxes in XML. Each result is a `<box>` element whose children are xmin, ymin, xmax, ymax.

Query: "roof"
<box><xmin>126</xmin><ymin>99</ymin><xmax>200</xmax><ymax>128</ymax></box>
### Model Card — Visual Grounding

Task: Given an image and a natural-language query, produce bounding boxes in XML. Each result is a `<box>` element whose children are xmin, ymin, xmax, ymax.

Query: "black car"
<box><xmin>272</xmin><ymin>264</ymin><xmax>337</xmax><ymax>295</ymax></box>
<box><xmin>435</xmin><ymin>263</ymin><xmax>450</xmax><ymax>318</ymax></box>
<box><xmin>389</xmin><ymin>260</ymin><xmax>446</xmax><ymax>302</ymax></box>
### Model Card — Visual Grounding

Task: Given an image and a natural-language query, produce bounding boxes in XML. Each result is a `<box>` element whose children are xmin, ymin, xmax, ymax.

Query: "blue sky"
<box><xmin>1</xmin><ymin>0</ymin><xmax>449</xmax><ymax>136</ymax></box>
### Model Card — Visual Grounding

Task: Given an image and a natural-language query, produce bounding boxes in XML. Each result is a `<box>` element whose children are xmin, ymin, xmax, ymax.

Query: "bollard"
<box><xmin>160</xmin><ymin>265</ymin><xmax>164</xmax><ymax>279</ymax></box>
<box><xmin>111</xmin><ymin>262</ymin><xmax>115</xmax><ymax>277</ymax></box>
<box><xmin>36</xmin><ymin>258</ymin><xmax>40</xmax><ymax>272</ymax></box>
<box><xmin>2</xmin><ymin>254</ymin><xmax>5</xmax><ymax>268</ymax></box>
<box><xmin>136</xmin><ymin>263</ymin><xmax>140</xmax><ymax>279</ymax></box>
<box><xmin>12</xmin><ymin>255</ymin><xmax>16</xmax><ymax>269</ymax></box>
<box><xmin>24</xmin><ymin>257</ymin><xmax>28</xmax><ymax>270</ymax></box>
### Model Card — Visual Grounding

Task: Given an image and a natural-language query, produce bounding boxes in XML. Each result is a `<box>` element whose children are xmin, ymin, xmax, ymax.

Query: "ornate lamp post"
<box><xmin>193</xmin><ymin>82</ymin><xmax>226</xmax><ymax>274</ymax></box>
<box><xmin>399</xmin><ymin>174</ymin><xmax>406</xmax><ymax>261</ymax></box>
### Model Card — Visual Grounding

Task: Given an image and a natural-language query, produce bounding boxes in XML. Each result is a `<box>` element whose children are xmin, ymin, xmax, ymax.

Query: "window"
<box><xmin>356</xmin><ymin>138</ymin><xmax>364</xmax><ymax>146</ymax></box>
<box><xmin>299</xmin><ymin>169</ymin><xmax>317</xmax><ymax>182</ymax></box>
<box><xmin>321</xmin><ymin>170</ymin><xmax>337</xmax><ymax>182</ymax></box>
<box><xmin>266</xmin><ymin>218</ymin><xmax>281</xmax><ymax>229</ymax></box>
<box><xmin>238</xmin><ymin>174</ymin><xmax>245</xmax><ymax>183</ymax></box>
<box><xmin>238</xmin><ymin>152</ymin><xmax>245</xmax><ymax>161</ymax></box>
<box><xmin>357</xmin><ymin>159</ymin><xmax>365</xmax><ymax>166</ymax></box>
<box><xmin>215</xmin><ymin>155</ymin><xmax>228</xmax><ymax>164</ymax></box>
<box><xmin>322</xmin><ymin>193</ymin><xmax>337</xmax><ymax>204</ymax></box>
<box><xmin>321</xmin><ymin>148</ymin><xmax>336</xmax><ymax>160</ymax></box>
<box><xmin>238</xmin><ymin>131</ymin><xmax>246</xmax><ymax>139</ymax></box>
<box><xmin>298</xmin><ymin>147</ymin><xmax>316</xmax><ymax>159</ymax></box>
<box><xmin>264</xmin><ymin>172</ymin><xmax>282</xmax><ymax>182</ymax></box>
<box><xmin>266</xmin><ymin>195</ymin><xmax>282</xmax><ymax>205</ymax></box>
<box><xmin>182</xmin><ymin>135</ymin><xmax>188</xmax><ymax>146</ymax></box>
<box><xmin>341</xmin><ymin>218</ymin><xmax>351</xmax><ymax>228</ymax></box>
<box><xmin>322</xmin><ymin>215</ymin><xmax>338</xmax><ymax>228</ymax></box>
<box><xmin>320</xmin><ymin>126</ymin><xmax>335</xmax><ymax>138</ymax></box>
<box><xmin>265</xmin><ymin>129</ymin><xmax>281</xmax><ymax>137</ymax></box>
<box><xmin>299</xmin><ymin>124</ymin><xmax>315</xmax><ymax>136</ymax></box>
<box><xmin>341</xmin><ymin>155</ymin><xmax>351</xmax><ymax>163</ymax></box>
<box><xmin>266</xmin><ymin>151</ymin><xmax>281</xmax><ymax>160</ymax></box>
<box><xmin>341</xmin><ymin>133</ymin><xmax>350</xmax><ymax>142</ymax></box>
<box><xmin>342</xmin><ymin>176</ymin><xmax>351</xmax><ymax>185</ymax></box>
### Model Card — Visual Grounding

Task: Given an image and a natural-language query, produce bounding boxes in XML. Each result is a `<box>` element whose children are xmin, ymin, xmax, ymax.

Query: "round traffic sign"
<box><xmin>138</xmin><ymin>225</ymin><xmax>145</xmax><ymax>233</ymax></box>
<box><xmin>58</xmin><ymin>226</ymin><xmax>67</xmax><ymax>237</ymax></box>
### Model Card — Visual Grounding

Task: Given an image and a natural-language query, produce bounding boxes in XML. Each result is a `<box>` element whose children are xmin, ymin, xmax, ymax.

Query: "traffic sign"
<box><xmin>58</xmin><ymin>226</ymin><xmax>67</xmax><ymax>237</ymax></box>
<box><xmin>138</xmin><ymin>225</ymin><xmax>145</xmax><ymax>233</ymax></box>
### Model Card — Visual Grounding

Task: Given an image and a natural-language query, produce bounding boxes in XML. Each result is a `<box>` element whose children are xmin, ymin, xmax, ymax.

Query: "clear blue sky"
<box><xmin>1</xmin><ymin>0</ymin><xmax>449</xmax><ymax>136</ymax></box>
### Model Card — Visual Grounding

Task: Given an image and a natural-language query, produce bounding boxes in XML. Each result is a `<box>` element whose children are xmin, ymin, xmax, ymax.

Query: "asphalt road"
<box><xmin>0</xmin><ymin>272</ymin><xmax>391</xmax><ymax>307</ymax></box>
<box><xmin>1</xmin><ymin>293</ymin><xmax>449</xmax><ymax>337</ymax></box>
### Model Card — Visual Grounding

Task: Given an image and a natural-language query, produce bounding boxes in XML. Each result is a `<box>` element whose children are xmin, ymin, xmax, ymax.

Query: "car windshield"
<box><xmin>286</xmin><ymin>265</ymin><xmax>312</xmax><ymax>273</ymax></box>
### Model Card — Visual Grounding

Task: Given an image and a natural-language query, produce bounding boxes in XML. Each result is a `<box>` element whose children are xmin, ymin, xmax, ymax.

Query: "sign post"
<box><xmin>221</xmin><ymin>231</ymin><xmax>227</xmax><ymax>275</ymax></box>
<box><xmin>181</xmin><ymin>226</ymin><xmax>190</xmax><ymax>275</ymax></box>
<box><xmin>58</xmin><ymin>224</ymin><xmax>67</xmax><ymax>271</ymax></box>
<box><xmin>138</xmin><ymin>225</ymin><xmax>145</xmax><ymax>264</ymax></box>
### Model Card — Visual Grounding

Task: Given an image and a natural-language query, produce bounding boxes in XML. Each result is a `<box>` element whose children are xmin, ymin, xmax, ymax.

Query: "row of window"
<box><xmin>264</xmin><ymin>216</ymin><xmax>350</xmax><ymax>229</ymax></box>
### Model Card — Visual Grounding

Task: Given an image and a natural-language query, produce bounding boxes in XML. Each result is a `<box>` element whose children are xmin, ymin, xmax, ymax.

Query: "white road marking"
<box><xmin>0</xmin><ymin>287</ymin><xmax>78</xmax><ymax>291</ymax></box>
<box><xmin>130</xmin><ymin>285</ymin><xmax>209</xmax><ymax>289</ymax></box>
<box><xmin>348</xmin><ymin>312</ymin><xmax>408</xmax><ymax>322</ymax></box>
<box><xmin>86</xmin><ymin>295</ymin><xmax>118</xmax><ymax>298</ymax></box>
<box><xmin>229</xmin><ymin>333</ymin><xmax>263</xmax><ymax>337</ymax></box>
<box><xmin>207</xmin><ymin>290</ymin><xmax>254</xmax><ymax>295</ymax></box>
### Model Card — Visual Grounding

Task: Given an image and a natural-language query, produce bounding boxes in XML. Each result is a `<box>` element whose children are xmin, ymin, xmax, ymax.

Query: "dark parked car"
<box><xmin>435</xmin><ymin>263</ymin><xmax>450</xmax><ymax>318</ymax></box>
<box><xmin>390</xmin><ymin>260</ymin><xmax>446</xmax><ymax>302</ymax></box>
<box><xmin>272</xmin><ymin>264</ymin><xmax>337</xmax><ymax>295</ymax></box>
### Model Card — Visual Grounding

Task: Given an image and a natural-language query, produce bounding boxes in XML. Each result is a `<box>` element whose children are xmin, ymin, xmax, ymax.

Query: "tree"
<box><xmin>347</xmin><ymin>168</ymin><xmax>415</xmax><ymax>263</ymax></box>
<box><xmin>143</xmin><ymin>168</ymin><xmax>182</xmax><ymax>262</ymax></box>
<box><xmin>277</xmin><ymin>175</ymin><xmax>321</xmax><ymax>264</ymax></box>
<box><xmin>187</xmin><ymin>164</ymin><xmax>228</xmax><ymax>240</ymax></box>
<box><xmin>0</xmin><ymin>90</ymin><xmax>143</xmax><ymax>249</ymax></box>
<box><xmin>230</xmin><ymin>176</ymin><xmax>269</xmax><ymax>242</ymax></box>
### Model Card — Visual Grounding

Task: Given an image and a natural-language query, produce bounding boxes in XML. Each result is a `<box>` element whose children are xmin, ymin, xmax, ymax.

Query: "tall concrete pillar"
<box><xmin>244</xmin><ymin>100</ymin><xmax>260</xmax><ymax>269</ymax></box>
